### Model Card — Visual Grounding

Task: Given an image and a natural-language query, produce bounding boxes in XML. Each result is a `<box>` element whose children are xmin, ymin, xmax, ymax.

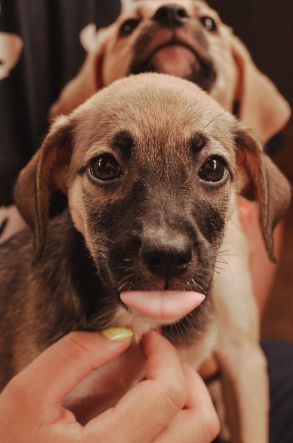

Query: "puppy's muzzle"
<box><xmin>152</xmin><ymin>4</ymin><xmax>190</xmax><ymax>29</ymax></box>
<box><xmin>141</xmin><ymin>235</ymin><xmax>193</xmax><ymax>281</ymax></box>
<box><xmin>130</xmin><ymin>3</ymin><xmax>217</xmax><ymax>92</ymax></box>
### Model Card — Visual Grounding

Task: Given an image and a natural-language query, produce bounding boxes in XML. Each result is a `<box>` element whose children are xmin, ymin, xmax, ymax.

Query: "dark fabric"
<box><xmin>0</xmin><ymin>0</ymin><xmax>120</xmax><ymax>205</ymax></box>
<box><xmin>214</xmin><ymin>341</ymin><xmax>293</xmax><ymax>443</ymax></box>
<box><xmin>263</xmin><ymin>340</ymin><xmax>293</xmax><ymax>443</ymax></box>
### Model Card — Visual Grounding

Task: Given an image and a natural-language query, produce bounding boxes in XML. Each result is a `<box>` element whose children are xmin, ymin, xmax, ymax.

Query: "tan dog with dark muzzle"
<box><xmin>0</xmin><ymin>74</ymin><xmax>291</xmax><ymax>441</ymax></box>
<box><xmin>50</xmin><ymin>0</ymin><xmax>290</xmax><ymax>144</ymax></box>
<box><xmin>46</xmin><ymin>2</ymin><xmax>292</xmax><ymax>440</ymax></box>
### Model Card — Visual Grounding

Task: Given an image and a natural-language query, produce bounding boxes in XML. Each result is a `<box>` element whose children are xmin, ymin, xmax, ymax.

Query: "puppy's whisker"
<box><xmin>199</xmin><ymin>106</ymin><xmax>233</xmax><ymax>132</ymax></box>
<box><xmin>118</xmin><ymin>273</ymin><xmax>135</xmax><ymax>287</ymax></box>
<box><xmin>118</xmin><ymin>281</ymin><xmax>130</xmax><ymax>292</ymax></box>
<box><xmin>117</xmin><ymin>271</ymin><xmax>135</xmax><ymax>291</ymax></box>
<box><xmin>214</xmin><ymin>266</ymin><xmax>225</xmax><ymax>273</ymax></box>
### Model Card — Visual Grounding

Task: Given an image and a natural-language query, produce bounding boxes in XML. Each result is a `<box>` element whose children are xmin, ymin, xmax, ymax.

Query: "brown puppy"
<box><xmin>50</xmin><ymin>0</ymin><xmax>290</xmax><ymax>143</ymax></box>
<box><xmin>47</xmin><ymin>3</ymin><xmax>291</xmax><ymax>439</ymax></box>
<box><xmin>0</xmin><ymin>74</ymin><xmax>290</xmax><ymax>439</ymax></box>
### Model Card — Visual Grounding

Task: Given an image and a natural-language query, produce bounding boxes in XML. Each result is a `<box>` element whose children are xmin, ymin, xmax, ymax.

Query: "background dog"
<box><xmin>50</xmin><ymin>0</ymin><xmax>290</xmax><ymax>144</ymax></box>
<box><xmin>0</xmin><ymin>74</ymin><xmax>291</xmax><ymax>440</ymax></box>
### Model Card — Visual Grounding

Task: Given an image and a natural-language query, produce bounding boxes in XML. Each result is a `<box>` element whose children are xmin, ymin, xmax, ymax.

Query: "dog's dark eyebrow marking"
<box><xmin>188</xmin><ymin>132</ymin><xmax>208</xmax><ymax>158</ymax></box>
<box><xmin>112</xmin><ymin>130</ymin><xmax>134</xmax><ymax>157</ymax></box>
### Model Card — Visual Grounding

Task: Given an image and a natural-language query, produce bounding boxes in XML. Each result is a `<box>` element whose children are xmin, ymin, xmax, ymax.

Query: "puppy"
<box><xmin>50</xmin><ymin>0</ymin><xmax>290</xmax><ymax>144</ymax></box>
<box><xmin>0</xmin><ymin>74</ymin><xmax>290</xmax><ymax>440</ymax></box>
<box><xmin>46</xmin><ymin>3</ymin><xmax>292</xmax><ymax>439</ymax></box>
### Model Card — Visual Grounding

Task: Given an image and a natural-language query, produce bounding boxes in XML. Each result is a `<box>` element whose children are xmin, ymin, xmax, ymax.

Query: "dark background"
<box><xmin>209</xmin><ymin>0</ymin><xmax>293</xmax><ymax>105</ymax></box>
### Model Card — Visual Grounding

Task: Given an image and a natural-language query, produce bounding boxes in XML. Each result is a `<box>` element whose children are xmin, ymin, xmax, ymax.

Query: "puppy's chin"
<box><xmin>151</xmin><ymin>44</ymin><xmax>198</xmax><ymax>78</ymax></box>
<box><xmin>129</xmin><ymin>52</ymin><xmax>216</xmax><ymax>92</ymax></box>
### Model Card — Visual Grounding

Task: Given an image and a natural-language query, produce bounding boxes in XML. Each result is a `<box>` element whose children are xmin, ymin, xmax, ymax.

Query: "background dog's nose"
<box><xmin>153</xmin><ymin>4</ymin><xmax>190</xmax><ymax>28</ymax></box>
<box><xmin>142</xmin><ymin>241</ymin><xmax>192</xmax><ymax>279</ymax></box>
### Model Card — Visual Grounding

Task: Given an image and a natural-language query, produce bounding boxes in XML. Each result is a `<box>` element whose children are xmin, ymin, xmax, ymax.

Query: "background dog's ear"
<box><xmin>231</xmin><ymin>34</ymin><xmax>291</xmax><ymax>144</ymax></box>
<box><xmin>14</xmin><ymin>116</ymin><xmax>73</xmax><ymax>258</ymax></box>
<box><xmin>49</xmin><ymin>26</ymin><xmax>112</xmax><ymax>120</ymax></box>
<box><xmin>235</xmin><ymin>126</ymin><xmax>291</xmax><ymax>262</ymax></box>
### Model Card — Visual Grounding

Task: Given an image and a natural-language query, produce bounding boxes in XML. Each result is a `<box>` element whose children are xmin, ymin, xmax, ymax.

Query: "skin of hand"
<box><xmin>238</xmin><ymin>197</ymin><xmax>283</xmax><ymax>315</ymax></box>
<box><xmin>0</xmin><ymin>330</ymin><xmax>219</xmax><ymax>443</ymax></box>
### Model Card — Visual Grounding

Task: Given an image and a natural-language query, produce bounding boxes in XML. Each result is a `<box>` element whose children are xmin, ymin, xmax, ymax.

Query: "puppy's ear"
<box><xmin>235</xmin><ymin>126</ymin><xmax>291</xmax><ymax>262</ymax></box>
<box><xmin>14</xmin><ymin>116</ymin><xmax>73</xmax><ymax>258</ymax></box>
<box><xmin>231</xmin><ymin>34</ymin><xmax>291</xmax><ymax>143</ymax></box>
<box><xmin>49</xmin><ymin>26</ymin><xmax>112</xmax><ymax>119</ymax></box>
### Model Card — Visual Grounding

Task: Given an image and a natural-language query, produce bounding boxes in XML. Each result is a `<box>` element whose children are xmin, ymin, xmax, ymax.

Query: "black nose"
<box><xmin>142</xmin><ymin>241</ymin><xmax>192</xmax><ymax>279</ymax></box>
<box><xmin>153</xmin><ymin>4</ymin><xmax>190</xmax><ymax>28</ymax></box>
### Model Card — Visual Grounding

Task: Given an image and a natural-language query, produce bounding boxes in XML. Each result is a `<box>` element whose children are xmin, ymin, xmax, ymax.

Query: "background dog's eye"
<box><xmin>198</xmin><ymin>156</ymin><xmax>228</xmax><ymax>183</ymax></box>
<box><xmin>89</xmin><ymin>154</ymin><xmax>122</xmax><ymax>181</ymax></box>
<box><xmin>200</xmin><ymin>16</ymin><xmax>218</xmax><ymax>33</ymax></box>
<box><xmin>119</xmin><ymin>18</ymin><xmax>140</xmax><ymax>37</ymax></box>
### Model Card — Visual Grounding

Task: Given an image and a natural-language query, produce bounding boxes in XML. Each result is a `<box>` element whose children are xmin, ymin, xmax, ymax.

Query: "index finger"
<box><xmin>6</xmin><ymin>331</ymin><xmax>133</xmax><ymax>415</ymax></box>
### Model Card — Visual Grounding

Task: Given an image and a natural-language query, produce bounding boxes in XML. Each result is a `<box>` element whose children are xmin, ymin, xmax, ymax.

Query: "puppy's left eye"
<box><xmin>119</xmin><ymin>18</ymin><xmax>140</xmax><ymax>37</ymax></box>
<box><xmin>200</xmin><ymin>16</ymin><xmax>218</xmax><ymax>33</ymax></box>
<box><xmin>89</xmin><ymin>154</ymin><xmax>122</xmax><ymax>182</ymax></box>
<box><xmin>198</xmin><ymin>156</ymin><xmax>228</xmax><ymax>183</ymax></box>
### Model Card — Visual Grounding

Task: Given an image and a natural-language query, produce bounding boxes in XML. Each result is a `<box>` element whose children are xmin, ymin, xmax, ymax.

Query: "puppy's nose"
<box><xmin>153</xmin><ymin>4</ymin><xmax>190</xmax><ymax>28</ymax></box>
<box><xmin>141</xmin><ymin>241</ymin><xmax>192</xmax><ymax>279</ymax></box>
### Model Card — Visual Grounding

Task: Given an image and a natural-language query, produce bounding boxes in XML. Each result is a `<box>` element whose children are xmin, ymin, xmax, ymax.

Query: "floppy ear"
<box><xmin>231</xmin><ymin>34</ymin><xmax>291</xmax><ymax>143</ymax></box>
<box><xmin>14</xmin><ymin>116</ymin><xmax>73</xmax><ymax>258</ymax></box>
<box><xmin>49</xmin><ymin>26</ymin><xmax>112</xmax><ymax>119</ymax></box>
<box><xmin>235</xmin><ymin>126</ymin><xmax>291</xmax><ymax>261</ymax></box>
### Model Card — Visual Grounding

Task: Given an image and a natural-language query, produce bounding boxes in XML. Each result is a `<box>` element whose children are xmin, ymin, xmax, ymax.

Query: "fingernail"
<box><xmin>101</xmin><ymin>327</ymin><xmax>134</xmax><ymax>341</ymax></box>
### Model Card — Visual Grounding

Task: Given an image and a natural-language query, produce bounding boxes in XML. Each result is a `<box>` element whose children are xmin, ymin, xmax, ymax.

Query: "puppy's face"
<box><xmin>66</xmin><ymin>75</ymin><xmax>238</xmax><ymax>340</ymax></box>
<box><xmin>102</xmin><ymin>0</ymin><xmax>237</xmax><ymax>108</ymax></box>
<box><xmin>15</xmin><ymin>74</ymin><xmax>290</xmax><ymax>343</ymax></box>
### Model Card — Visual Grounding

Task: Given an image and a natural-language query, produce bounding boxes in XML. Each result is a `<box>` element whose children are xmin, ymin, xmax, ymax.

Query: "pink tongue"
<box><xmin>120</xmin><ymin>291</ymin><xmax>205</xmax><ymax>323</ymax></box>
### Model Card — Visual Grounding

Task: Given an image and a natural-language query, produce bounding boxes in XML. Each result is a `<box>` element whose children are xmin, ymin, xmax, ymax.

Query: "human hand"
<box><xmin>0</xmin><ymin>205</ymin><xmax>26</xmax><ymax>244</ymax></box>
<box><xmin>0</xmin><ymin>330</ymin><xmax>219</xmax><ymax>443</ymax></box>
<box><xmin>238</xmin><ymin>196</ymin><xmax>282</xmax><ymax>313</ymax></box>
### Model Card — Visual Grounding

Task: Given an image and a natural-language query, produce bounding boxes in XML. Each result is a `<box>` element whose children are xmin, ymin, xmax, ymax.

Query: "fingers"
<box><xmin>154</xmin><ymin>365</ymin><xmax>220</xmax><ymax>443</ymax></box>
<box><xmin>85</xmin><ymin>331</ymin><xmax>188</xmax><ymax>443</ymax></box>
<box><xmin>5</xmin><ymin>331</ymin><xmax>132</xmax><ymax>419</ymax></box>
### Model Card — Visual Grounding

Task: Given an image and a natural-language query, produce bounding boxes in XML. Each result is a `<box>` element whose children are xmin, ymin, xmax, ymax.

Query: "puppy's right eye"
<box><xmin>198</xmin><ymin>156</ymin><xmax>228</xmax><ymax>184</ymax></box>
<box><xmin>119</xmin><ymin>18</ymin><xmax>140</xmax><ymax>37</ymax></box>
<box><xmin>89</xmin><ymin>154</ymin><xmax>122</xmax><ymax>182</ymax></box>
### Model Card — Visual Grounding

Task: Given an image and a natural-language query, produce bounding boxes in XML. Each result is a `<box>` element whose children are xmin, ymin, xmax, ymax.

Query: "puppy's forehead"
<box><xmin>72</xmin><ymin>74</ymin><xmax>235</xmax><ymax>158</ymax></box>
